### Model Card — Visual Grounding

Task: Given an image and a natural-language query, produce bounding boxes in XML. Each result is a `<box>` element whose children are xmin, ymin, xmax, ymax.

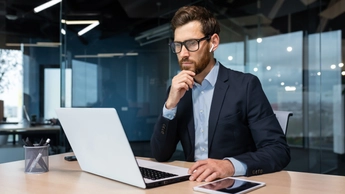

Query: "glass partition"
<box><xmin>166</xmin><ymin>1</ymin><xmax>344</xmax><ymax>175</ymax></box>
<box><xmin>1</xmin><ymin>0</ymin><xmax>343</xmax><ymax>175</ymax></box>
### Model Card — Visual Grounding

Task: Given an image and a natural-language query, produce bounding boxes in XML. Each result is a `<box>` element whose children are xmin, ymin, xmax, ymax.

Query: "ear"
<box><xmin>210</xmin><ymin>34</ymin><xmax>220</xmax><ymax>52</ymax></box>
<box><xmin>209</xmin><ymin>44</ymin><xmax>214</xmax><ymax>52</ymax></box>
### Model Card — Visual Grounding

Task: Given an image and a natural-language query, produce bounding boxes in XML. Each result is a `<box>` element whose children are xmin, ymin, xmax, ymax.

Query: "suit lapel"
<box><xmin>185</xmin><ymin>90</ymin><xmax>195</xmax><ymax>154</ymax></box>
<box><xmin>208</xmin><ymin>64</ymin><xmax>229</xmax><ymax>150</ymax></box>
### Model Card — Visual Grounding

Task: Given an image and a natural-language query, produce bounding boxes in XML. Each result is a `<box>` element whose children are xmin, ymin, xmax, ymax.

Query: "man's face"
<box><xmin>174</xmin><ymin>21</ymin><xmax>212</xmax><ymax>75</ymax></box>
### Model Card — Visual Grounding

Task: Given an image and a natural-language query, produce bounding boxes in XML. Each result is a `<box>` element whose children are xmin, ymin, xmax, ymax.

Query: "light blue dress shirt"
<box><xmin>162</xmin><ymin>60</ymin><xmax>247</xmax><ymax>176</ymax></box>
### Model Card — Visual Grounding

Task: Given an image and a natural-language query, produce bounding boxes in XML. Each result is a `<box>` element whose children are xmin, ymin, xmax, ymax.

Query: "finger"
<box><xmin>196</xmin><ymin>168</ymin><xmax>213</xmax><ymax>182</ymax></box>
<box><xmin>173</xmin><ymin>76</ymin><xmax>192</xmax><ymax>89</ymax></box>
<box><xmin>183</xmin><ymin>79</ymin><xmax>194</xmax><ymax>89</ymax></box>
<box><xmin>181</xmin><ymin>70</ymin><xmax>196</xmax><ymax>77</ymax></box>
<box><xmin>189</xmin><ymin>166</ymin><xmax>205</xmax><ymax>181</ymax></box>
<box><xmin>181</xmin><ymin>82</ymin><xmax>189</xmax><ymax>91</ymax></box>
<box><xmin>205</xmin><ymin>172</ymin><xmax>218</xmax><ymax>182</ymax></box>
<box><xmin>178</xmin><ymin>71</ymin><xmax>195</xmax><ymax>82</ymax></box>
<box><xmin>188</xmin><ymin>160</ymin><xmax>206</xmax><ymax>174</ymax></box>
<box><xmin>171</xmin><ymin>78</ymin><xmax>190</xmax><ymax>91</ymax></box>
<box><xmin>182</xmin><ymin>71</ymin><xmax>195</xmax><ymax>82</ymax></box>
<box><xmin>178</xmin><ymin>72</ymin><xmax>194</xmax><ymax>84</ymax></box>
<box><xmin>189</xmin><ymin>168</ymin><xmax>198</xmax><ymax>181</ymax></box>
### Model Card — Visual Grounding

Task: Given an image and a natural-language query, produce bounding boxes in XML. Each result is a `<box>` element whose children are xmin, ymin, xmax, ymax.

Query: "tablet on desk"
<box><xmin>193</xmin><ymin>177</ymin><xmax>265</xmax><ymax>194</ymax></box>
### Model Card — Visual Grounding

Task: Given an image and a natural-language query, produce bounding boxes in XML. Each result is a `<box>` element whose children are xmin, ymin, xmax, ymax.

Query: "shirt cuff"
<box><xmin>162</xmin><ymin>104</ymin><xmax>177</xmax><ymax>120</ymax></box>
<box><xmin>225</xmin><ymin>157</ymin><xmax>247</xmax><ymax>176</ymax></box>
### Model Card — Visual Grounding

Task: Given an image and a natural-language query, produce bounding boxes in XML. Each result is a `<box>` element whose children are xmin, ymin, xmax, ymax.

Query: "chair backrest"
<box><xmin>177</xmin><ymin>110</ymin><xmax>293</xmax><ymax>151</ymax></box>
<box><xmin>273</xmin><ymin>110</ymin><xmax>293</xmax><ymax>135</ymax></box>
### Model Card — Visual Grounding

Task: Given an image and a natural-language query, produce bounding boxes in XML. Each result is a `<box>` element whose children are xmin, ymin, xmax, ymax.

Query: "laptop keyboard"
<box><xmin>139</xmin><ymin>167</ymin><xmax>178</xmax><ymax>180</ymax></box>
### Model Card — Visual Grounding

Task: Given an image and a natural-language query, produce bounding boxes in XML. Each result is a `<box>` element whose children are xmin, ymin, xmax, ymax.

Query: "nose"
<box><xmin>179</xmin><ymin>45</ymin><xmax>190</xmax><ymax>57</ymax></box>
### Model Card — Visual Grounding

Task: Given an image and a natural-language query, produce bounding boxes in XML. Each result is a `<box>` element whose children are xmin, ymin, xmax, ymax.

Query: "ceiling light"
<box><xmin>62</xmin><ymin>20</ymin><xmax>99</xmax><ymax>25</ymax></box>
<box><xmin>256</xmin><ymin>38</ymin><xmax>262</xmax><ymax>43</ymax></box>
<box><xmin>126</xmin><ymin>52</ymin><xmax>138</xmax><ymax>56</ymax></box>
<box><xmin>75</xmin><ymin>52</ymin><xmax>139</xmax><ymax>58</ymax></box>
<box><xmin>6</xmin><ymin>42</ymin><xmax>60</xmax><ymax>47</ymax></box>
<box><xmin>61</xmin><ymin>29</ymin><xmax>66</xmax><ymax>35</ymax></box>
<box><xmin>339</xmin><ymin>63</ymin><xmax>344</xmax><ymax>67</ymax></box>
<box><xmin>78</xmin><ymin>21</ymin><xmax>100</xmax><ymax>36</ymax></box>
<box><xmin>228</xmin><ymin>56</ymin><xmax>233</xmax><ymax>61</ymax></box>
<box><xmin>330</xmin><ymin>64</ymin><xmax>336</xmax><ymax>69</ymax></box>
<box><xmin>98</xmin><ymin>53</ymin><xmax>124</xmax><ymax>57</ymax></box>
<box><xmin>342</xmin><ymin>71</ymin><xmax>345</xmax><ymax>76</ymax></box>
<box><xmin>285</xmin><ymin>86</ymin><xmax>296</xmax><ymax>92</ymax></box>
<box><xmin>287</xmin><ymin>47</ymin><xmax>292</xmax><ymax>52</ymax></box>
<box><xmin>37</xmin><ymin>42</ymin><xmax>61</xmax><ymax>46</ymax></box>
<box><xmin>74</xmin><ymin>55</ymin><xmax>99</xmax><ymax>58</ymax></box>
<box><xmin>6</xmin><ymin>43</ymin><xmax>36</xmax><ymax>47</ymax></box>
<box><xmin>253</xmin><ymin>67</ymin><xmax>258</xmax><ymax>72</ymax></box>
<box><xmin>266</xmin><ymin>66</ymin><xmax>271</xmax><ymax>70</ymax></box>
<box><xmin>34</xmin><ymin>0</ymin><xmax>62</xmax><ymax>13</ymax></box>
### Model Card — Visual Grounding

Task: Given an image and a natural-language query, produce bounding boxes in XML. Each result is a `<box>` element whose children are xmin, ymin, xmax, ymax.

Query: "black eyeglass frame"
<box><xmin>169</xmin><ymin>35</ymin><xmax>211</xmax><ymax>54</ymax></box>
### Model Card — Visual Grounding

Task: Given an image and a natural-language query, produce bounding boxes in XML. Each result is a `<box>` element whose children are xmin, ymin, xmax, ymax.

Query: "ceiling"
<box><xmin>0</xmin><ymin>0</ymin><xmax>344</xmax><ymax>47</ymax></box>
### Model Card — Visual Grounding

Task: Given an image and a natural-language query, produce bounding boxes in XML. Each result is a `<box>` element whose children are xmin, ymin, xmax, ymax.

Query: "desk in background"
<box><xmin>0</xmin><ymin>153</ymin><xmax>344</xmax><ymax>194</ymax></box>
<box><xmin>0</xmin><ymin>124</ymin><xmax>60</xmax><ymax>145</ymax></box>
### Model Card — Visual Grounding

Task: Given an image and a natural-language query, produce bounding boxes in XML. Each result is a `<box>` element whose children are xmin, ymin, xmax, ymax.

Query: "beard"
<box><xmin>179</xmin><ymin>48</ymin><xmax>211</xmax><ymax>75</ymax></box>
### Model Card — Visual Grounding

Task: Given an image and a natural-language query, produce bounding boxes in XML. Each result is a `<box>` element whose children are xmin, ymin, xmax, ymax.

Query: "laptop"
<box><xmin>55</xmin><ymin>108</ymin><xmax>190</xmax><ymax>189</ymax></box>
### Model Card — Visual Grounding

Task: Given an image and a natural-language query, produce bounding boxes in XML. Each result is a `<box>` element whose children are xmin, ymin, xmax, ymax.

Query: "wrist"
<box><xmin>226</xmin><ymin>160</ymin><xmax>235</xmax><ymax>176</ymax></box>
<box><xmin>165</xmin><ymin>100</ymin><xmax>176</xmax><ymax>109</ymax></box>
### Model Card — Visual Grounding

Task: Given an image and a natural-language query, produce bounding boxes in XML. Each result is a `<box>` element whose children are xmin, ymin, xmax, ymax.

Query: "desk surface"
<box><xmin>0</xmin><ymin>124</ymin><xmax>60</xmax><ymax>132</ymax></box>
<box><xmin>0</xmin><ymin>124</ymin><xmax>61</xmax><ymax>145</ymax></box>
<box><xmin>0</xmin><ymin>153</ymin><xmax>344</xmax><ymax>194</ymax></box>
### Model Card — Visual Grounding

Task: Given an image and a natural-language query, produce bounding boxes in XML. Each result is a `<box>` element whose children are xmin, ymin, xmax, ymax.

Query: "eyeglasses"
<box><xmin>169</xmin><ymin>35</ymin><xmax>211</xmax><ymax>54</ymax></box>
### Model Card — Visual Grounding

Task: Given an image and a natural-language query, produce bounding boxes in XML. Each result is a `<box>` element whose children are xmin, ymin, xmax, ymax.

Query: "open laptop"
<box><xmin>55</xmin><ymin>108</ymin><xmax>190</xmax><ymax>189</ymax></box>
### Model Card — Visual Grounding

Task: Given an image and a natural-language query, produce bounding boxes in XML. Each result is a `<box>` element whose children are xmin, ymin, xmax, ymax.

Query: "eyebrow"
<box><xmin>173</xmin><ymin>37</ymin><xmax>202</xmax><ymax>43</ymax></box>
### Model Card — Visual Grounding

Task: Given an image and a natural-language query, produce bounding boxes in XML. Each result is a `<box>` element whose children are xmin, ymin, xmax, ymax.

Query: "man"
<box><xmin>150</xmin><ymin>5</ymin><xmax>290</xmax><ymax>182</ymax></box>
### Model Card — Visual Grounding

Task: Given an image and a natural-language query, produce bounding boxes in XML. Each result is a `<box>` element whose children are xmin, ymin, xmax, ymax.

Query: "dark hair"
<box><xmin>171</xmin><ymin>5</ymin><xmax>220</xmax><ymax>36</ymax></box>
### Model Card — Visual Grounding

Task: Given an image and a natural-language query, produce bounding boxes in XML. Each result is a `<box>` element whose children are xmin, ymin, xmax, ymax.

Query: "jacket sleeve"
<box><xmin>150</xmin><ymin>87</ymin><xmax>180</xmax><ymax>162</ymax></box>
<box><xmin>233</xmin><ymin>76</ymin><xmax>291</xmax><ymax>176</ymax></box>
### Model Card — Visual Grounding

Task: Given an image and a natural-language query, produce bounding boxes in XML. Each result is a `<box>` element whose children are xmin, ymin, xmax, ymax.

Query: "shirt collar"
<box><xmin>203</xmin><ymin>59</ymin><xmax>219</xmax><ymax>88</ymax></box>
<box><xmin>193</xmin><ymin>59</ymin><xmax>220</xmax><ymax>88</ymax></box>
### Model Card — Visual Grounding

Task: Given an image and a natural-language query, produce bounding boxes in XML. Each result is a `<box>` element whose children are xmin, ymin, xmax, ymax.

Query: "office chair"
<box><xmin>176</xmin><ymin>110</ymin><xmax>293</xmax><ymax>152</ymax></box>
<box><xmin>273</xmin><ymin>110</ymin><xmax>293</xmax><ymax>135</ymax></box>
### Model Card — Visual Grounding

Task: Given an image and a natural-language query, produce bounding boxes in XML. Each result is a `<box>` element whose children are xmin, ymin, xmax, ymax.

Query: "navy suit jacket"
<box><xmin>151</xmin><ymin>64</ymin><xmax>290</xmax><ymax>176</ymax></box>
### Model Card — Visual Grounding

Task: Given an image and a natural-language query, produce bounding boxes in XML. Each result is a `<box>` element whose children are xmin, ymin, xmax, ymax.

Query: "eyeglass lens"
<box><xmin>170</xmin><ymin>36</ymin><xmax>209</xmax><ymax>53</ymax></box>
<box><xmin>173</xmin><ymin>40</ymin><xmax>198</xmax><ymax>53</ymax></box>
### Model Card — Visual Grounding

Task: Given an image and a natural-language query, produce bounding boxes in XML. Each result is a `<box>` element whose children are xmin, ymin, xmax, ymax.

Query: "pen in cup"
<box><xmin>43</xmin><ymin>138</ymin><xmax>51</xmax><ymax>146</ymax></box>
<box><xmin>25</xmin><ymin>137</ymin><xmax>34</xmax><ymax>146</ymax></box>
<box><xmin>28</xmin><ymin>153</ymin><xmax>43</xmax><ymax>172</ymax></box>
<box><xmin>38</xmin><ymin>138</ymin><xmax>44</xmax><ymax>146</ymax></box>
<box><xmin>26</xmin><ymin>138</ymin><xmax>50</xmax><ymax>172</ymax></box>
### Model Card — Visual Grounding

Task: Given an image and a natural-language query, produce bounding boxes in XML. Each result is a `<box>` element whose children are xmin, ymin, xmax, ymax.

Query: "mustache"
<box><xmin>179</xmin><ymin>57</ymin><xmax>195</xmax><ymax>64</ymax></box>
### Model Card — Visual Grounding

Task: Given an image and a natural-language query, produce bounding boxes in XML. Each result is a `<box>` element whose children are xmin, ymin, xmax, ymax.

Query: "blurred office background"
<box><xmin>0</xmin><ymin>0</ymin><xmax>344</xmax><ymax>175</ymax></box>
